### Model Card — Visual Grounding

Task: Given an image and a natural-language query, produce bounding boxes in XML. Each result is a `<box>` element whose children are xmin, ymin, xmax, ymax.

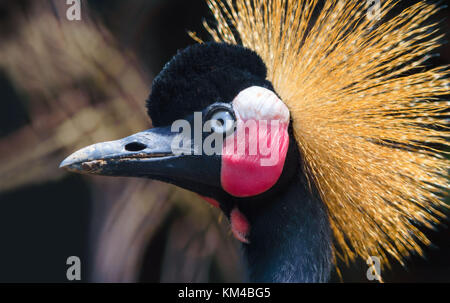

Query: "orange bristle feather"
<box><xmin>201</xmin><ymin>0</ymin><xmax>450</xmax><ymax>265</ymax></box>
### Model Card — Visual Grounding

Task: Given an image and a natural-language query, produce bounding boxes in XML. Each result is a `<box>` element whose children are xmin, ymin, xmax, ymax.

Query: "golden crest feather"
<box><xmin>200</xmin><ymin>0</ymin><xmax>450</xmax><ymax>265</ymax></box>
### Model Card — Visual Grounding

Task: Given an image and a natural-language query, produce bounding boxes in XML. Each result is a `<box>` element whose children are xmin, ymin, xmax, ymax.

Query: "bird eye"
<box><xmin>209</xmin><ymin>110</ymin><xmax>235</xmax><ymax>134</ymax></box>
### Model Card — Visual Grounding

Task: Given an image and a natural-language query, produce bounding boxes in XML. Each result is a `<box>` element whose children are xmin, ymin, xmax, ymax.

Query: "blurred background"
<box><xmin>0</xmin><ymin>0</ymin><xmax>448</xmax><ymax>282</ymax></box>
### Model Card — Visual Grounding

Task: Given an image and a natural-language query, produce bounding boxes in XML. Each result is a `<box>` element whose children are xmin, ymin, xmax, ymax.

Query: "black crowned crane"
<box><xmin>61</xmin><ymin>0</ymin><xmax>449</xmax><ymax>282</ymax></box>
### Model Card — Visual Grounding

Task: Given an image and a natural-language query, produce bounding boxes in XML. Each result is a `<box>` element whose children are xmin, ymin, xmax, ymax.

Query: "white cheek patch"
<box><xmin>232</xmin><ymin>86</ymin><xmax>290</xmax><ymax>123</ymax></box>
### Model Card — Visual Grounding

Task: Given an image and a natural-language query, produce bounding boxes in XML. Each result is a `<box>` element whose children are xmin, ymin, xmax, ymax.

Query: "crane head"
<box><xmin>60</xmin><ymin>43</ymin><xmax>300</xmax><ymax>242</ymax></box>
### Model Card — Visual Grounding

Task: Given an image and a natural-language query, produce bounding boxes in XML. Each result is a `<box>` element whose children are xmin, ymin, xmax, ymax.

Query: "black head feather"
<box><xmin>146</xmin><ymin>42</ymin><xmax>274</xmax><ymax>126</ymax></box>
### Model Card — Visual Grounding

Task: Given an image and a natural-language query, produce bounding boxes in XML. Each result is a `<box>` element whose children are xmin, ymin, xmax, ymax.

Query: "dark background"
<box><xmin>0</xmin><ymin>0</ymin><xmax>448</xmax><ymax>282</ymax></box>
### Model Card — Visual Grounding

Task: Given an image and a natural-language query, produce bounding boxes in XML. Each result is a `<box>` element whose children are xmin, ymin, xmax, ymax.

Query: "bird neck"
<box><xmin>239</xmin><ymin>171</ymin><xmax>334</xmax><ymax>282</ymax></box>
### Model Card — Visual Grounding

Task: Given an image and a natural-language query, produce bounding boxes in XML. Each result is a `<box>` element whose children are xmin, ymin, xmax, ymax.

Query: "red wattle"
<box><xmin>221</xmin><ymin>120</ymin><xmax>289</xmax><ymax>197</ymax></box>
<box><xmin>230</xmin><ymin>207</ymin><xmax>250</xmax><ymax>243</ymax></box>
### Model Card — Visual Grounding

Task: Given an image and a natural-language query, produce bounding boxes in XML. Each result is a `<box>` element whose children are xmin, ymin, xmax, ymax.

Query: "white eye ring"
<box><xmin>210</xmin><ymin>110</ymin><xmax>235</xmax><ymax>134</ymax></box>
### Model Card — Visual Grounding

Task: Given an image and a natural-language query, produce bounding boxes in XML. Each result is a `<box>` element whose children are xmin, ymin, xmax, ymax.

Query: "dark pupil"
<box><xmin>217</xmin><ymin>118</ymin><xmax>225</xmax><ymax>126</ymax></box>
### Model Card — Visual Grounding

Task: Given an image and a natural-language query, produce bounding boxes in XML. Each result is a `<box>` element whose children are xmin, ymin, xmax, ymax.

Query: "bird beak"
<box><xmin>60</xmin><ymin>126</ymin><xmax>175</xmax><ymax>176</ymax></box>
<box><xmin>59</xmin><ymin>127</ymin><xmax>220</xmax><ymax>188</ymax></box>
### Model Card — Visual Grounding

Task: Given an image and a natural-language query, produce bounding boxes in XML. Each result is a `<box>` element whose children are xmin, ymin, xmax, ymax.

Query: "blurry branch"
<box><xmin>91</xmin><ymin>180</ymin><xmax>244</xmax><ymax>282</ymax></box>
<box><xmin>0</xmin><ymin>0</ymin><xmax>165</xmax><ymax>282</ymax></box>
<box><xmin>0</xmin><ymin>1</ymin><xmax>150</xmax><ymax>192</ymax></box>
<box><xmin>91</xmin><ymin>178</ymin><xmax>173</xmax><ymax>282</ymax></box>
<box><xmin>0</xmin><ymin>0</ymin><xmax>242</xmax><ymax>282</ymax></box>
